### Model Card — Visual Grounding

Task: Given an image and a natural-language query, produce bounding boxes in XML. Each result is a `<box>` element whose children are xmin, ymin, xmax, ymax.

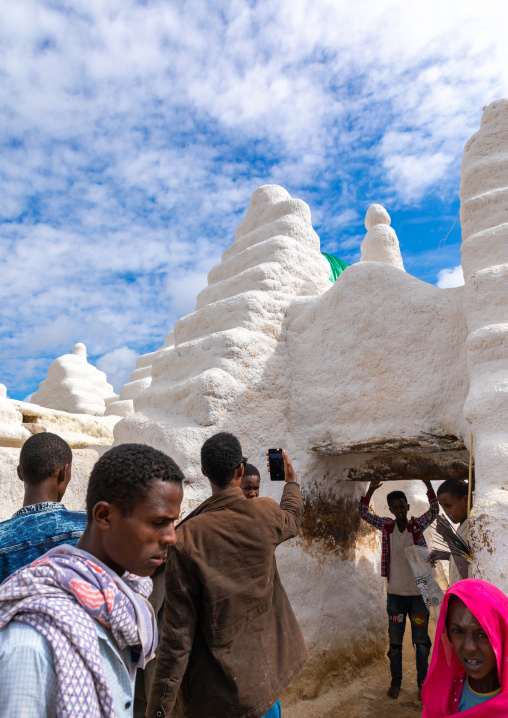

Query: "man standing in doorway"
<box><xmin>358</xmin><ymin>478</ymin><xmax>438</xmax><ymax>701</ymax></box>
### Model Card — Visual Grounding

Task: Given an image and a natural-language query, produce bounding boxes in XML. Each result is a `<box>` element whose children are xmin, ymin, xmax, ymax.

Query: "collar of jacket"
<box><xmin>177</xmin><ymin>486</ymin><xmax>245</xmax><ymax>529</ymax></box>
<box><xmin>12</xmin><ymin>502</ymin><xmax>65</xmax><ymax>518</ymax></box>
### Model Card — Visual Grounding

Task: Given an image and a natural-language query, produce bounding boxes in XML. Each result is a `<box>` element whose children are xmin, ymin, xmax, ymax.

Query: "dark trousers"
<box><xmin>386</xmin><ymin>593</ymin><xmax>432</xmax><ymax>687</ymax></box>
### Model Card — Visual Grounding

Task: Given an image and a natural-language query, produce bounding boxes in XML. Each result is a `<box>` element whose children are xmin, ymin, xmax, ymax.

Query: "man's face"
<box><xmin>438</xmin><ymin>491</ymin><xmax>468</xmax><ymax>524</ymax></box>
<box><xmin>448</xmin><ymin>598</ymin><xmax>498</xmax><ymax>683</ymax></box>
<box><xmin>241</xmin><ymin>474</ymin><xmax>260</xmax><ymax>499</ymax></box>
<box><xmin>103</xmin><ymin>480</ymin><xmax>184</xmax><ymax>577</ymax></box>
<box><xmin>388</xmin><ymin>498</ymin><xmax>409</xmax><ymax>523</ymax></box>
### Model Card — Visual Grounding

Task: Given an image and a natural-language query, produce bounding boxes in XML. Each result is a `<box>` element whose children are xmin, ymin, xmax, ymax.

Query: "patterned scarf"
<box><xmin>0</xmin><ymin>545</ymin><xmax>156</xmax><ymax>718</ymax></box>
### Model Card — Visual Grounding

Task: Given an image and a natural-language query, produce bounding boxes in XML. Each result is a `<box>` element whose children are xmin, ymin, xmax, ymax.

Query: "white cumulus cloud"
<box><xmin>96</xmin><ymin>346</ymin><xmax>139</xmax><ymax>393</ymax></box>
<box><xmin>436</xmin><ymin>265</ymin><xmax>465</xmax><ymax>288</ymax></box>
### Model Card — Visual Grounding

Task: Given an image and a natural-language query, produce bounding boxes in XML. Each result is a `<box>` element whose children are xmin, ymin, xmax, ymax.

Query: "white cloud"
<box><xmin>96</xmin><ymin>346</ymin><xmax>139</xmax><ymax>393</ymax></box>
<box><xmin>166</xmin><ymin>272</ymin><xmax>210</xmax><ymax>318</ymax></box>
<box><xmin>383</xmin><ymin>152</ymin><xmax>454</xmax><ymax>203</ymax></box>
<box><xmin>339</xmin><ymin>234</ymin><xmax>364</xmax><ymax>252</ymax></box>
<box><xmin>436</xmin><ymin>265</ymin><xmax>465</xmax><ymax>288</ymax></box>
<box><xmin>0</xmin><ymin>0</ymin><xmax>506</xmax><ymax>396</ymax></box>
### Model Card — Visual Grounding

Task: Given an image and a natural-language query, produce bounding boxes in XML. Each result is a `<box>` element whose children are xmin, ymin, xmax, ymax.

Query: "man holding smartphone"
<box><xmin>145</xmin><ymin>432</ymin><xmax>307</xmax><ymax>718</ymax></box>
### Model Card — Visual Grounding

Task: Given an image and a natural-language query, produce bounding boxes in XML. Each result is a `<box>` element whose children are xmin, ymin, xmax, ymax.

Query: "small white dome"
<box><xmin>73</xmin><ymin>343</ymin><xmax>87</xmax><ymax>358</ymax></box>
<box><xmin>365</xmin><ymin>204</ymin><xmax>391</xmax><ymax>230</ymax></box>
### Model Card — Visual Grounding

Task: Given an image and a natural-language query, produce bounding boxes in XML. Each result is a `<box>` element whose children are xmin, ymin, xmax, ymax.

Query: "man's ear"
<box><xmin>407</xmin><ymin>504</ymin><xmax>410</xmax><ymax>512</ymax></box>
<box><xmin>201</xmin><ymin>466</ymin><xmax>208</xmax><ymax>478</ymax></box>
<box><xmin>17</xmin><ymin>466</ymin><xmax>23</xmax><ymax>483</ymax></box>
<box><xmin>92</xmin><ymin>502</ymin><xmax>117</xmax><ymax>531</ymax></box>
<box><xmin>57</xmin><ymin>463</ymin><xmax>71</xmax><ymax>486</ymax></box>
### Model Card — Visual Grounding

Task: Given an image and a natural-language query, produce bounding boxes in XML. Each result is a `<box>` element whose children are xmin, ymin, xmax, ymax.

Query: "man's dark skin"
<box><xmin>365</xmin><ymin>477</ymin><xmax>433</xmax><ymax>700</ymax></box>
<box><xmin>77</xmin><ymin>481</ymin><xmax>183</xmax><ymax>578</ymax></box>
<box><xmin>448</xmin><ymin>597</ymin><xmax>500</xmax><ymax>694</ymax></box>
<box><xmin>17</xmin><ymin>461</ymin><xmax>72</xmax><ymax>507</ymax></box>
<box><xmin>241</xmin><ymin>473</ymin><xmax>260</xmax><ymax>499</ymax></box>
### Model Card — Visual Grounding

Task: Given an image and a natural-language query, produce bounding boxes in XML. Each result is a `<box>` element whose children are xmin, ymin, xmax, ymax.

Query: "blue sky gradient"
<box><xmin>0</xmin><ymin>0</ymin><xmax>506</xmax><ymax>398</ymax></box>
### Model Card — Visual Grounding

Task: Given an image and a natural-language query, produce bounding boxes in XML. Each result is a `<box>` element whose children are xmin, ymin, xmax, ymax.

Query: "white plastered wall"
<box><xmin>460</xmin><ymin>99</ymin><xmax>508</xmax><ymax>584</ymax></box>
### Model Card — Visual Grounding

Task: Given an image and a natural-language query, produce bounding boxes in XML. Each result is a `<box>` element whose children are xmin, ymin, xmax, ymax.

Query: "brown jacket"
<box><xmin>146</xmin><ymin>483</ymin><xmax>308</xmax><ymax>718</ymax></box>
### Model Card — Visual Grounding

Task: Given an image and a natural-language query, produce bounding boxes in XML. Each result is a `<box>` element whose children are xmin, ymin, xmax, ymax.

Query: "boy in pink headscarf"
<box><xmin>422</xmin><ymin>579</ymin><xmax>508</xmax><ymax>716</ymax></box>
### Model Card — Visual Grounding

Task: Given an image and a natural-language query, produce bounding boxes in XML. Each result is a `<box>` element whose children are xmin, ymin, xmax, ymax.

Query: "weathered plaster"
<box><xmin>460</xmin><ymin>99</ymin><xmax>508</xmax><ymax>583</ymax></box>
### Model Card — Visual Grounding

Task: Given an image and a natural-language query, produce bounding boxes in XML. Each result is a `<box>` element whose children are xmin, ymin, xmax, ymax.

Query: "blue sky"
<box><xmin>0</xmin><ymin>0</ymin><xmax>506</xmax><ymax>399</ymax></box>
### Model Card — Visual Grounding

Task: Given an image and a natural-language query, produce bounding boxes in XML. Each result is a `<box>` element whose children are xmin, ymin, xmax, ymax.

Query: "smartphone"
<box><xmin>268</xmin><ymin>448</ymin><xmax>285</xmax><ymax>481</ymax></box>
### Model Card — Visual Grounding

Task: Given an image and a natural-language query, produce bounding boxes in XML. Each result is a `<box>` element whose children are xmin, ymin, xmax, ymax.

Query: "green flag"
<box><xmin>322</xmin><ymin>253</ymin><xmax>349</xmax><ymax>283</ymax></box>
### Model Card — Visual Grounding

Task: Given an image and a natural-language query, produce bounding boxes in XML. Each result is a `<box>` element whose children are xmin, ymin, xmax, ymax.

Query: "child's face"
<box><xmin>447</xmin><ymin>597</ymin><xmax>498</xmax><ymax>683</ymax></box>
<box><xmin>438</xmin><ymin>491</ymin><xmax>468</xmax><ymax>524</ymax></box>
<box><xmin>241</xmin><ymin>474</ymin><xmax>260</xmax><ymax>499</ymax></box>
<box><xmin>388</xmin><ymin>498</ymin><xmax>409</xmax><ymax>522</ymax></box>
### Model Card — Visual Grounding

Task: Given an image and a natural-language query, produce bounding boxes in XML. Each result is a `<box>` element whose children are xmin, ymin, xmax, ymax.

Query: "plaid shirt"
<box><xmin>358</xmin><ymin>488</ymin><xmax>438</xmax><ymax>578</ymax></box>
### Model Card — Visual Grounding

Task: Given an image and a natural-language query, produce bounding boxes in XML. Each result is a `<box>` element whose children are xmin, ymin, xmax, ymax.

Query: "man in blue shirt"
<box><xmin>0</xmin><ymin>431</ymin><xmax>87</xmax><ymax>583</ymax></box>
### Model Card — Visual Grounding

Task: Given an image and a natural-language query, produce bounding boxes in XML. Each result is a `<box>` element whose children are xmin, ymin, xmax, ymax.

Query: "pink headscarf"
<box><xmin>422</xmin><ymin>578</ymin><xmax>508</xmax><ymax>717</ymax></box>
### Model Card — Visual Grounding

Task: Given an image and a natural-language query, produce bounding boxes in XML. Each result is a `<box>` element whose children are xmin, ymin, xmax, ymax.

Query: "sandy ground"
<box><xmin>286</xmin><ymin>622</ymin><xmax>437</xmax><ymax>718</ymax></box>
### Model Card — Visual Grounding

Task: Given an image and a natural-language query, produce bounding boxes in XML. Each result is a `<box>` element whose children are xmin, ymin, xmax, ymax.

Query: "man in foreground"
<box><xmin>0</xmin><ymin>432</ymin><xmax>87</xmax><ymax>583</ymax></box>
<box><xmin>0</xmin><ymin>443</ymin><xmax>184</xmax><ymax>717</ymax></box>
<box><xmin>147</xmin><ymin>432</ymin><xmax>308</xmax><ymax>718</ymax></box>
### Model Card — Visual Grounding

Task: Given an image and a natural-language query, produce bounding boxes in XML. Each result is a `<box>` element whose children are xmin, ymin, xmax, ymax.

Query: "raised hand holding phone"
<box><xmin>266</xmin><ymin>449</ymin><xmax>297</xmax><ymax>483</ymax></box>
<box><xmin>267</xmin><ymin>448</ymin><xmax>284</xmax><ymax>481</ymax></box>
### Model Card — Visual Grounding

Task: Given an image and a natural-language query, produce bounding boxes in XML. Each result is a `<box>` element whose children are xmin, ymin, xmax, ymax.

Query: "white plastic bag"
<box><xmin>405</xmin><ymin>545</ymin><xmax>449</xmax><ymax>622</ymax></box>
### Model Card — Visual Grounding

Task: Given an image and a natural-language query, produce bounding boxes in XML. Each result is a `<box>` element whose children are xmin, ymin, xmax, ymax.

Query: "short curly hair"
<box><xmin>19</xmin><ymin>432</ymin><xmax>72</xmax><ymax>485</ymax></box>
<box><xmin>86</xmin><ymin>443</ymin><xmax>184</xmax><ymax>521</ymax></box>
<box><xmin>387</xmin><ymin>490</ymin><xmax>408</xmax><ymax>507</ymax></box>
<box><xmin>201</xmin><ymin>432</ymin><xmax>243</xmax><ymax>487</ymax></box>
<box><xmin>437</xmin><ymin>478</ymin><xmax>468</xmax><ymax>499</ymax></box>
<box><xmin>243</xmin><ymin>463</ymin><xmax>260</xmax><ymax>479</ymax></box>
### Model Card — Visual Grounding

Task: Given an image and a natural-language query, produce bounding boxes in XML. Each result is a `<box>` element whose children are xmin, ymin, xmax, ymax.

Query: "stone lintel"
<box><xmin>312</xmin><ymin>432</ymin><xmax>466</xmax><ymax>456</ymax></box>
<box><xmin>346</xmin><ymin>452</ymin><xmax>471</xmax><ymax>483</ymax></box>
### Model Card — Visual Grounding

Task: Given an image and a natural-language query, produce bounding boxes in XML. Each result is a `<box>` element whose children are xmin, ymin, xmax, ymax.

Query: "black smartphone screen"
<box><xmin>268</xmin><ymin>448</ymin><xmax>285</xmax><ymax>481</ymax></box>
